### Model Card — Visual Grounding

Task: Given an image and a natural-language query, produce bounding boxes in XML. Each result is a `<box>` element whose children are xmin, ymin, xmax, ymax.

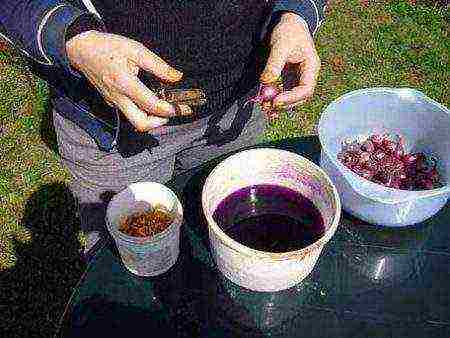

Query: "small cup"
<box><xmin>106</xmin><ymin>182</ymin><xmax>183</xmax><ymax>277</ymax></box>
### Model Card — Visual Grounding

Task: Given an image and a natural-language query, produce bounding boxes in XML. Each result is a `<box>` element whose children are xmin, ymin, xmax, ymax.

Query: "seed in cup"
<box><xmin>118</xmin><ymin>205</ymin><xmax>173</xmax><ymax>238</ymax></box>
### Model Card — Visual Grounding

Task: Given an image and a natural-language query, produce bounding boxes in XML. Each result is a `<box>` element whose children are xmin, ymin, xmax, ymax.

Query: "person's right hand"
<box><xmin>66</xmin><ymin>30</ymin><xmax>191</xmax><ymax>132</ymax></box>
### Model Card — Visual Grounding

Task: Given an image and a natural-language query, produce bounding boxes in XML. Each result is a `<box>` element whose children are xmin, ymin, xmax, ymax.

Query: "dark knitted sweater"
<box><xmin>73</xmin><ymin>0</ymin><xmax>274</xmax><ymax>120</ymax></box>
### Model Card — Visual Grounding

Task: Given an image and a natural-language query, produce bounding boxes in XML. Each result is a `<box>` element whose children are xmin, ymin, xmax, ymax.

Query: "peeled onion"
<box><xmin>260</xmin><ymin>85</ymin><xmax>279</xmax><ymax>102</ymax></box>
<box><xmin>337</xmin><ymin>132</ymin><xmax>442</xmax><ymax>191</ymax></box>
<box><xmin>243</xmin><ymin>82</ymin><xmax>283</xmax><ymax>120</ymax></box>
<box><xmin>370</xmin><ymin>134</ymin><xmax>384</xmax><ymax>147</ymax></box>
<box><xmin>401</xmin><ymin>154</ymin><xmax>417</xmax><ymax>165</ymax></box>
<box><xmin>382</xmin><ymin>139</ymin><xmax>397</xmax><ymax>154</ymax></box>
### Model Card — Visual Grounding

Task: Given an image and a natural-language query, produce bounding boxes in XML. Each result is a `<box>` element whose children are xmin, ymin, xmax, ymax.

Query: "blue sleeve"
<box><xmin>0</xmin><ymin>0</ymin><xmax>105</xmax><ymax>74</ymax></box>
<box><xmin>266</xmin><ymin>0</ymin><xmax>328</xmax><ymax>38</ymax></box>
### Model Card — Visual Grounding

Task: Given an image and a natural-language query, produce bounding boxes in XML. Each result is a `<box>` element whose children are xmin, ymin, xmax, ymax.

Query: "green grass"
<box><xmin>0</xmin><ymin>0</ymin><xmax>449</xmax><ymax>336</ymax></box>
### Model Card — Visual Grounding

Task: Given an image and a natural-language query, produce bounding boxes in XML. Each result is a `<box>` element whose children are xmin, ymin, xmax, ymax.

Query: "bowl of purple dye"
<box><xmin>202</xmin><ymin>148</ymin><xmax>341</xmax><ymax>292</ymax></box>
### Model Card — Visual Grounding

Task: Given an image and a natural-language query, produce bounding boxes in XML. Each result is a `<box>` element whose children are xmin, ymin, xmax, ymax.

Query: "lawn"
<box><xmin>0</xmin><ymin>0</ymin><xmax>448</xmax><ymax>336</ymax></box>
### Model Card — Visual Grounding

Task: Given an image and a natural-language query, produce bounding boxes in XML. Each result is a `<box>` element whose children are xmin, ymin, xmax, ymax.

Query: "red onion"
<box><xmin>243</xmin><ymin>82</ymin><xmax>283</xmax><ymax>120</ymax></box>
<box><xmin>374</xmin><ymin>171</ymin><xmax>390</xmax><ymax>184</ymax></box>
<box><xmin>420</xmin><ymin>179</ymin><xmax>434</xmax><ymax>190</ymax></box>
<box><xmin>372</xmin><ymin>149</ymin><xmax>386</xmax><ymax>161</ymax></box>
<box><xmin>401</xmin><ymin>178</ymin><xmax>415</xmax><ymax>191</ymax></box>
<box><xmin>429</xmin><ymin>168</ymin><xmax>440</xmax><ymax>183</ymax></box>
<box><xmin>394</xmin><ymin>147</ymin><xmax>404</xmax><ymax>159</ymax></box>
<box><xmin>338</xmin><ymin>132</ymin><xmax>442</xmax><ymax>191</ymax></box>
<box><xmin>394</xmin><ymin>134</ymin><xmax>406</xmax><ymax>157</ymax></box>
<box><xmin>260</xmin><ymin>85</ymin><xmax>279</xmax><ymax>102</ymax></box>
<box><xmin>384</xmin><ymin>155</ymin><xmax>397</xmax><ymax>165</ymax></box>
<box><xmin>370</xmin><ymin>134</ymin><xmax>384</xmax><ymax>148</ymax></box>
<box><xmin>401</xmin><ymin>154</ymin><xmax>417</xmax><ymax>166</ymax></box>
<box><xmin>415</xmin><ymin>154</ymin><xmax>428</xmax><ymax>172</ymax></box>
<box><xmin>351</xmin><ymin>164</ymin><xmax>363</xmax><ymax>173</ymax></box>
<box><xmin>366</xmin><ymin>158</ymin><xmax>380</xmax><ymax>173</ymax></box>
<box><xmin>390</xmin><ymin>178</ymin><xmax>402</xmax><ymax>189</ymax></box>
<box><xmin>351</xmin><ymin>165</ymin><xmax>373</xmax><ymax>181</ymax></box>
<box><xmin>361</xmin><ymin>139</ymin><xmax>375</xmax><ymax>152</ymax></box>
<box><xmin>392</xmin><ymin>160</ymin><xmax>405</xmax><ymax>172</ymax></box>
<box><xmin>344</xmin><ymin>153</ymin><xmax>360</xmax><ymax>167</ymax></box>
<box><xmin>382</xmin><ymin>139</ymin><xmax>397</xmax><ymax>154</ymax></box>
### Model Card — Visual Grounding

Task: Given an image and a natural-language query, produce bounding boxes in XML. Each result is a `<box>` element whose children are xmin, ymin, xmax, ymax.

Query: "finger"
<box><xmin>260</xmin><ymin>42</ymin><xmax>290</xmax><ymax>84</ymax></box>
<box><xmin>273</xmin><ymin>86</ymin><xmax>311</xmax><ymax>107</ymax></box>
<box><xmin>286</xmin><ymin>99</ymin><xmax>308</xmax><ymax>111</ymax></box>
<box><xmin>133</xmin><ymin>43</ymin><xmax>183</xmax><ymax>83</ymax></box>
<box><xmin>273</xmin><ymin>56</ymin><xmax>320</xmax><ymax>107</ymax></box>
<box><xmin>115</xmin><ymin>95</ymin><xmax>168</xmax><ymax>132</ymax></box>
<box><xmin>111</xmin><ymin>73</ymin><xmax>181</xmax><ymax>118</ymax></box>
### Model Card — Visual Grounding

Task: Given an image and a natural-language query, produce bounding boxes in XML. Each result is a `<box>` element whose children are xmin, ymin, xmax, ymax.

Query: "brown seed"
<box><xmin>119</xmin><ymin>207</ymin><xmax>173</xmax><ymax>238</ymax></box>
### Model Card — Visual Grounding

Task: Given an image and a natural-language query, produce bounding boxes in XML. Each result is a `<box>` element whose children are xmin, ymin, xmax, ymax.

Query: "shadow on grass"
<box><xmin>25</xmin><ymin>61</ymin><xmax>59</xmax><ymax>156</ymax></box>
<box><xmin>39</xmin><ymin>93</ymin><xmax>58</xmax><ymax>155</ymax></box>
<box><xmin>0</xmin><ymin>183</ymin><xmax>86</xmax><ymax>338</ymax></box>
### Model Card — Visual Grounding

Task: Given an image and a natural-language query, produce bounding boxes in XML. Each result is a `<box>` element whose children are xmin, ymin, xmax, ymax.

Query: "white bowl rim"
<box><xmin>105</xmin><ymin>181</ymin><xmax>183</xmax><ymax>244</ymax></box>
<box><xmin>201</xmin><ymin>147</ymin><xmax>342</xmax><ymax>260</ymax></box>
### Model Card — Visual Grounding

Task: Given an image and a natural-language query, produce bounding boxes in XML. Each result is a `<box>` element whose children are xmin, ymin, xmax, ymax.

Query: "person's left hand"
<box><xmin>260</xmin><ymin>12</ymin><xmax>321</xmax><ymax>110</ymax></box>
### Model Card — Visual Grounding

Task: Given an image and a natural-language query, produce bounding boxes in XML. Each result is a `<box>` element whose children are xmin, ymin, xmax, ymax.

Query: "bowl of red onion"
<box><xmin>318</xmin><ymin>87</ymin><xmax>449</xmax><ymax>227</ymax></box>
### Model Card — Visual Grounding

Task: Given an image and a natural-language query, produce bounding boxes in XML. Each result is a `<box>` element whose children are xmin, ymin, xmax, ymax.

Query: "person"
<box><xmin>0</xmin><ymin>0</ymin><xmax>326</xmax><ymax>258</ymax></box>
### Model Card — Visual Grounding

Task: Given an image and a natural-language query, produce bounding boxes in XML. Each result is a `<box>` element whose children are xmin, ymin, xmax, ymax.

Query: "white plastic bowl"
<box><xmin>318</xmin><ymin>87</ymin><xmax>450</xmax><ymax>227</ymax></box>
<box><xmin>202</xmin><ymin>148</ymin><xmax>341</xmax><ymax>292</ymax></box>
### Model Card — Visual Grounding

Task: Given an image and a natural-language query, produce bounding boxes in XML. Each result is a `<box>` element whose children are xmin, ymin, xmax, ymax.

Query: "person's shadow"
<box><xmin>39</xmin><ymin>90</ymin><xmax>58</xmax><ymax>155</ymax></box>
<box><xmin>0</xmin><ymin>183</ymin><xmax>86</xmax><ymax>338</ymax></box>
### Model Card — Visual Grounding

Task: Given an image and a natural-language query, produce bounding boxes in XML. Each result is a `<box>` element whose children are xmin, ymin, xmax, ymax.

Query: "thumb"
<box><xmin>134</xmin><ymin>45</ymin><xmax>183</xmax><ymax>83</ymax></box>
<box><xmin>260</xmin><ymin>42</ymin><xmax>289</xmax><ymax>84</ymax></box>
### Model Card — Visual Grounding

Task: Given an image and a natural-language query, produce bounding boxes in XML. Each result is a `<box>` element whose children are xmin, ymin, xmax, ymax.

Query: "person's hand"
<box><xmin>66</xmin><ymin>31</ymin><xmax>192</xmax><ymax>132</ymax></box>
<box><xmin>260</xmin><ymin>12</ymin><xmax>321</xmax><ymax>110</ymax></box>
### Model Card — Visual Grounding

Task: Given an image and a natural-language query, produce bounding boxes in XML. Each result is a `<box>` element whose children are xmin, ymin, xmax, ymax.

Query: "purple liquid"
<box><xmin>212</xmin><ymin>184</ymin><xmax>325</xmax><ymax>253</ymax></box>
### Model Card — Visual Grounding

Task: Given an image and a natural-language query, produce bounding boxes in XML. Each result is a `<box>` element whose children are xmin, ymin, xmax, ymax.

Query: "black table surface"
<box><xmin>56</xmin><ymin>136</ymin><xmax>450</xmax><ymax>338</ymax></box>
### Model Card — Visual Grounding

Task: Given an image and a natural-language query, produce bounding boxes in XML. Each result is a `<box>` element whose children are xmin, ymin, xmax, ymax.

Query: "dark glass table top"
<box><xmin>56</xmin><ymin>136</ymin><xmax>450</xmax><ymax>338</ymax></box>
